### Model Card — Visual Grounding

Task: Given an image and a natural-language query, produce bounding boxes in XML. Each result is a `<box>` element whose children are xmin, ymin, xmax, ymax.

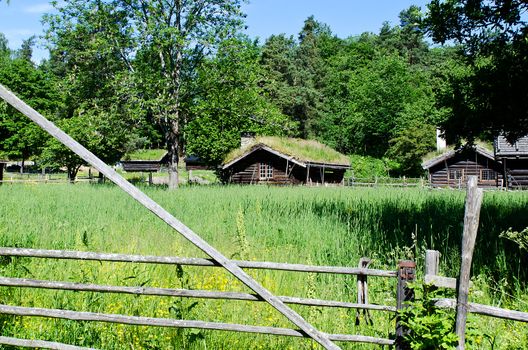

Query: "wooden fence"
<box><xmin>0</xmin><ymin>247</ymin><xmax>406</xmax><ymax>349</ymax></box>
<box><xmin>346</xmin><ymin>177</ymin><xmax>425</xmax><ymax>188</ymax></box>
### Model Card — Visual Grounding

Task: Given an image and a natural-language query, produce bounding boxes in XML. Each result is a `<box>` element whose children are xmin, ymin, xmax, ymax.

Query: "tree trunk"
<box><xmin>167</xmin><ymin>119</ymin><xmax>179</xmax><ymax>190</ymax></box>
<box><xmin>67</xmin><ymin>167</ymin><xmax>76</xmax><ymax>183</ymax></box>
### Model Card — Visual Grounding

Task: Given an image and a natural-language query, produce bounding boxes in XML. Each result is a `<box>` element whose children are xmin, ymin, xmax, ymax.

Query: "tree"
<box><xmin>46</xmin><ymin>0</ymin><xmax>246</xmax><ymax>188</ymax></box>
<box><xmin>186</xmin><ymin>37</ymin><xmax>294</xmax><ymax>165</ymax></box>
<box><xmin>44</xmin><ymin>1</ymin><xmax>140</xmax><ymax>180</ymax></box>
<box><xmin>0</xmin><ymin>47</ymin><xmax>60</xmax><ymax>171</ymax></box>
<box><xmin>424</xmin><ymin>0</ymin><xmax>528</xmax><ymax>143</ymax></box>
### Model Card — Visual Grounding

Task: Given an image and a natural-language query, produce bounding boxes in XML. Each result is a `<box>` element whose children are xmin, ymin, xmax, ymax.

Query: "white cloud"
<box><xmin>23</xmin><ymin>3</ymin><xmax>54</xmax><ymax>14</ymax></box>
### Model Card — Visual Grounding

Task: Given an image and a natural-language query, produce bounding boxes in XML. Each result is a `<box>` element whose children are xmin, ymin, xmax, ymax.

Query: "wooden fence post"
<box><xmin>355</xmin><ymin>258</ymin><xmax>372</xmax><ymax>325</ymax></box>
<box><xmin>396</xmin><ymin>260</ymin><xmax>416</xmax><ymax>350</ymax></box>
<box><xmin>425</xmin><ymin>250</ymin><xmax>440</xmax><ymax>277</ymax></box>
<box><xmin>455</xmin><ymin>176</ymin><xmax>483</xmax><ymax>349</ymax></box>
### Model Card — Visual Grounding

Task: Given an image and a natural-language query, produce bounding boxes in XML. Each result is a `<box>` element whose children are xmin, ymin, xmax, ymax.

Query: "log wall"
<box><xmin>503</xmin><ymin>159</ymin><xmax>528</xmax><ymax>189</ymax></box>
<box><xmin>428</xmin><ymin>152</ymin><xmax>502</xmax><ymax>188</ymax></box>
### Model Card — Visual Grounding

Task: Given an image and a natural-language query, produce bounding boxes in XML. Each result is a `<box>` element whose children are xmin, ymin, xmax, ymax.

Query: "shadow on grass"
<box><xmin>309</xmin><ymin>195</ymin><xmax>528</xmax><ymax>283</ymax></box>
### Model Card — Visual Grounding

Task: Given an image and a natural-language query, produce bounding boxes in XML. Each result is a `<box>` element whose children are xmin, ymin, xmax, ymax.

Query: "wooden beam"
<box><xmin>0</xmin><ymin>248</ymin><xmax>397</xmax><ymax>277</ymax></box>
<box><xmin>435</xmin><ymin>299</ymin><xmax>528</xmax><ymax>323</ymax></box>
<box><xmin>0</xmin><ymin>83</ymin><xmax>339</xmax><ymax>350</ymax></box>
<box><xmin>455</xmin><ymin>176</ymin><xmax>483</xmax><ymax>350</ymax></box>
<box><xmin>0</xmin><ymin>304</ymin><xmax>395</xmax><ymax>346</ymax></box>
<box><xmin>0</xmin><ymin>336</ymin><xmax>95</xmax><ymax>350</ymax></box>
<box><xmin>0</xmin><ymin>276</ymin><xmax>397</xmax><ymax>312</ymax></box>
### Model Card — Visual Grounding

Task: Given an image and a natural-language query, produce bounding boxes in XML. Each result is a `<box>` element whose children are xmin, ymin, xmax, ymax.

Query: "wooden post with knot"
<box><xmin>395</xmin><ymin>260</ymin><xmax>416</xmax><ymax>350</ymax></box>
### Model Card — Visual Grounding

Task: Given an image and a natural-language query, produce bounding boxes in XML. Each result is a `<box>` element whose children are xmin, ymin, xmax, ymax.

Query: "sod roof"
<box><xmin>123</xmin><ymin>149</ymin><xmax>167</xmax><ymax>161</ymax></box>
<box><xmin>223</xmin><ymin>136</ymin><xmax>350</xmax><ymax>167</ymax></box>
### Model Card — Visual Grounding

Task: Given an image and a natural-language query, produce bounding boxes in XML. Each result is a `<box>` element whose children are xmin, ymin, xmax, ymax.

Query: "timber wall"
<box><xmin>428</xmin><ymin>153</ymin><xmax>502</xmax><ymax>188</ymax></box>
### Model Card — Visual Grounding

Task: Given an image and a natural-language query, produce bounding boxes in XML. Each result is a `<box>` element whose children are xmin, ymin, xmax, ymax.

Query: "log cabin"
<box><xmin>222</xmin><ymin>137</ymin><xmax>350</xmax><ymax>185</ymax></box>
<box><xmin>495</xmin><ymin>135</ymin><xmax>528</xmax><ymax>189</ymax></box>
<box><xmin>422</xmin><ymin>146</ymin><xmax>503</xmax><ymax>188</ymax></box>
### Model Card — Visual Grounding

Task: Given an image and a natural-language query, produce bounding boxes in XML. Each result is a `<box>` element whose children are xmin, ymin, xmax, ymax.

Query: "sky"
<box><xmin>0</xmin><ymin>0</ymin><xmax>431</xmax><ymax>63</ymax></box>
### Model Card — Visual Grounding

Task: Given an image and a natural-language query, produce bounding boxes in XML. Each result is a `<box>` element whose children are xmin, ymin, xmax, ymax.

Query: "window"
<box><xmin>481</xmin><ymin>169</ymin><xmax>496</xmax><ymax>181</ymax></box>
<box><xmin>259</xmin><ymin>162</ymin><xmax>273</xmax><ymax>180</ymax></box>
<box><xmin>449</xmin><ymin>169</ymin><xmax>463</xmax><ymax>180</ymax></box>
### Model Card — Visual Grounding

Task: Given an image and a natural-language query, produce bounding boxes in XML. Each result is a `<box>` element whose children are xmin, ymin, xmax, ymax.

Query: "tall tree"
<box><xmin>186</xmin><ymin>37</ymin><xmax>294</xmax><ymax>165</ymax></box>
<box><xmin>46</xmin><ymin>0</ymin><xmax>246</xmax><ymax>188</ymax></box>
<box><xmin>0</xmin><ymin>35</ymin><xmax>60</xmax><ymax>170</ymax></box>
<box><xmin>44</xmin><ymin>1</ymin><xmax>139</xmax><ymax>180</ymax></box>
<box><xmin>424</xmin><ymin>0</ymin><xmax>528</xmax><ymax>142</ymax></box>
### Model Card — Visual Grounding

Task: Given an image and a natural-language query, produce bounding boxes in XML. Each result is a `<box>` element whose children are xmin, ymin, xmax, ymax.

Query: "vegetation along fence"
<box><xmin>0</xmin><ymin>85</ymin><xmax>527</xmax><ymax>349</ymax></box>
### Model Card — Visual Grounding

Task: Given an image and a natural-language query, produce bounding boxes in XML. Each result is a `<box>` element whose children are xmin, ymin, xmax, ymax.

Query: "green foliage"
<box><xmin>399</xmin><ymin>284</ymin><xmax>459</xmax><ymax>349</ymax></box>
<box><xmin>0</xmin><ymin>51</ymin><xmax>61</xmax><ymax>163</ymax></box>
<box><xmin>388</xmin><ymin>124</ymin><xmax>436</xmax><ymax>177</ymax></box>
<box><xmin>186</xmin><ymin>37</ymin><xmax>295</xmax><ymax>165</ymax></box>
<box><xmin>349</xmin><ymin>154</ymin><xmax>390</xmax><ymax>179</ymax></box>
<box><xmin>424</xmin><ymin>0</ymin><xmax>528</xmax><ymax>143</ymax></box>
<box><xmin>500</xmin><ymin>227</ymin><xmax>528</xmax><ymax>253</ymax></box>
<box><xmin>400</xmin><ymin>283</ymin><xmax>489</xmax><ymax>349</ymax></box>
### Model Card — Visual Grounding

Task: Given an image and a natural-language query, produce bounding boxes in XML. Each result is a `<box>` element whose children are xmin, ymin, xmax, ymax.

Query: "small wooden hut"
<box><xmin>120</xmin><ymin>150</ymin><xmax>168</xmax><ymax>184</ymax></box>
<box><xmin>184</xmin><ymin>155</ymin><xmax>208</xmax><ymax>171</ymax></box>
<box><xmin>121</xmin><ymin>150</ymin><xmax>169</xmax><ymax>172</ymax></box>
<box><xmin>422</xmin><ymin>146</ymin><xmax>503</xmax><ymax>188</ymax></box>
<box><xmin>495</xmin><ymin>135</ymin><xmax>528</xmax><ymax>189</ymax></box>
<box><xmin>222</xmin><ymin>137</ymin><xmax>350</xmax><ymax>185</ymax></box>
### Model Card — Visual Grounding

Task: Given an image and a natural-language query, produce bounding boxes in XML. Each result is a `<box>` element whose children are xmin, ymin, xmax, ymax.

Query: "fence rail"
<box><xmin>0</xmin><ymin>247</ymin><xmax>396</xmax><ymax>277</ymax></box>
<box><xmin>0</xmin><ymin>276</ymin><xmax>396</xmax><ymax>312</ymax></box>
<box><xmin>0</xmin><ymin>247</ymin><xmax>400</xmax><ymax>349</ymax></box>
<box><xmin>346</xmin><ymin>177</ymin><xmax>425</xmax><ymax>188</ymax></box>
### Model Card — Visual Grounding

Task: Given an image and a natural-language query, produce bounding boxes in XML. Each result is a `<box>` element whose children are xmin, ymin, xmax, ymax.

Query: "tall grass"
<box><xmin>0</xmin><ymin>184</ymin><xmax>526</xmax><ymax>349</ymax></box>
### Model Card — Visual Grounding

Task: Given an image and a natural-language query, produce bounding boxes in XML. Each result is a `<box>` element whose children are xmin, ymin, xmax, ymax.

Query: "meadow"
<box><xmin>0</xmin><ymin>183</ymin><xmax>526</xmax><ymax>349</ymax></box>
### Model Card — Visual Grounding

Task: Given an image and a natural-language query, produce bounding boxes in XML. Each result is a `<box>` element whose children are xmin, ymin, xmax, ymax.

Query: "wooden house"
<box><xmin>222</xmin><ymin>137</ymin><xmax>350</xmax><ymax>185</ymax></box>
<box><xmin>184</xmin><ymin>155</ymin><xmax>208</xmax><ymax>171</ymax></box>
<box><xmin>495</xmin><ymin>135</ymin><xmax>528</xmax><ymax>189</ymax></box>
<box><xmin>121</xmin><ymin>150</ymin><xmax>169</xmax><ymax>172</ymax></box>
<box><xmin>422</xmin><ymin>146</ymin><xmax>503</xmax><ymax>188</ymax></box>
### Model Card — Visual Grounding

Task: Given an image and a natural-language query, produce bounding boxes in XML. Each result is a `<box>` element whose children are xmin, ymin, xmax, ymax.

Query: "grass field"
<box><xmin>0</xmin><ymin>184</ymin><xmax>526</xmax><ymax>349</ymax></box>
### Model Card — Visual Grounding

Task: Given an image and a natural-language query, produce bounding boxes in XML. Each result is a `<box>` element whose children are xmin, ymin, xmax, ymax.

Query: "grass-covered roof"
<box><xmin>123</xmin><ymin>149</ymin><xmax>167</xmax><ymax>161</ymax></box>
<box><xmin>224</xmin><ymin>136</ymin><xmax>350</xmax><ymax>166</ymax></box>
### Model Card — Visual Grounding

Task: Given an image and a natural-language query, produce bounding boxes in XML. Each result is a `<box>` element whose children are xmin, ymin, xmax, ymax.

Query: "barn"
<box><xmin>495</xmin><ymin>135</ymin><xmax>528</xmax><ymax>189</ymax></box>
<box><xmin>422</xmin><ymin>145</ymin><xmax>503</xmax><ymax>188</ymax></box>
<box><xmin>221</xmin><ymin>137</ymin><xmax>350</xmax><ymax>185</ymax></box>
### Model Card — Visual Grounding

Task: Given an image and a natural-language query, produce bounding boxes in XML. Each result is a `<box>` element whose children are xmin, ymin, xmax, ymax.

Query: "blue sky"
<box><xmin>0</xmin><ymin>0</ymin><xmax>431</xmax><ymax>62</ymax></box>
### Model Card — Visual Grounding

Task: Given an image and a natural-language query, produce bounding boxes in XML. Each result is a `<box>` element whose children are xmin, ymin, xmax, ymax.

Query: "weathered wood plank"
<box><xmin>0</xmin><ymin>247</ymin><xmax>396</xmax><ymax>277</ymax></box>
<box><xmin>425</xmin><ymin>250</ymin><xmax>440</xmax><ymax>276</ymax></box>
<box><xmin>456</xmin><ymin>176</ymin><xmax>483</xmax><ymax>350</ymax></box>
<box><xmin>0</xmin><ymin>82</ymin><xmax>339</xmax><ymax>349</ymax></box>
<box><xmin>424</xmin><ymin>274</ymin><xmax>474</xmax><ymax>290</ymax></box>
<box><xmin>0</xmin><ymin>336</ymin><xmax>95</xmax><ymax>350</ymax></box>
<box><xmin>0</xmin><ymin>304</ymin><xmax>395</xmax><ymax>346</ymax></box>
<box><xmin>0</xmin><ymin>277</ymin><xmax>396</xmax><ymax>312</ymax></box>
<box><xmin>434</xmin><ymin>299</ymin><xmax>528</xmax><ymax>323</ymax></box>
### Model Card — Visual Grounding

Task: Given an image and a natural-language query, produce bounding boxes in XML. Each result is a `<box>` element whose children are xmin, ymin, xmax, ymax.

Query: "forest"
<box><xmin>0</xmin><ymin>0</ymin><xmax>526</xmax><ymax>186</ymax></box>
